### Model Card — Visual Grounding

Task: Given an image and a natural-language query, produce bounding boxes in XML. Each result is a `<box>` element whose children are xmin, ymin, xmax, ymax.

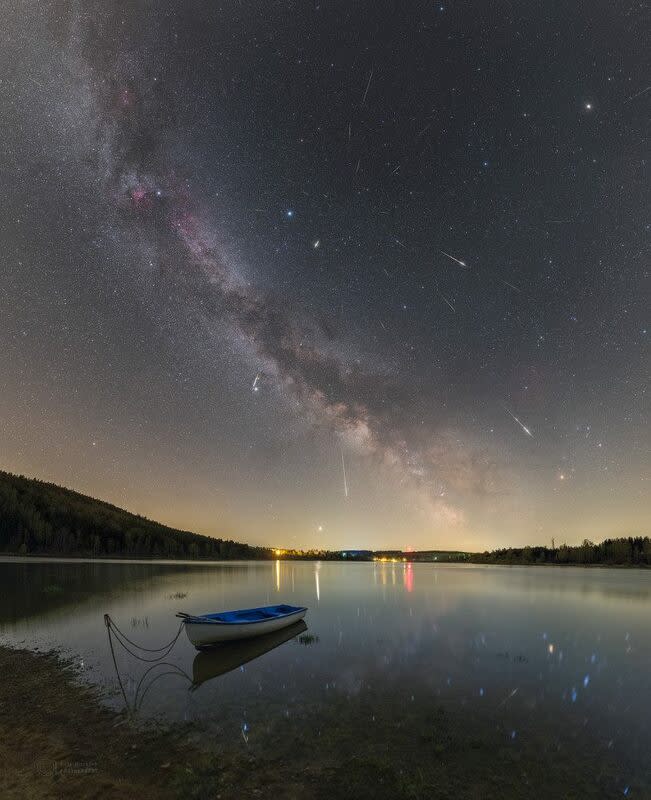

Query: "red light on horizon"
<box><xmin>405</xmin><ymin>561</ymin><xmax>414</xmax><ymax>593</ymax></box>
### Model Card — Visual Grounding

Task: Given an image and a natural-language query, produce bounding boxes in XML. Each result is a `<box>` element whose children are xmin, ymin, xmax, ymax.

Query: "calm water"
<box><xmin>2</xmin><ymin>557</ymin><xmax>651</xmax><ymax>796</ymax></box>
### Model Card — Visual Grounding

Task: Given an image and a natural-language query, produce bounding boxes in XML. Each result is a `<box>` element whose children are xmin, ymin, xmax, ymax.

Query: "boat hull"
<box><xmin>183</xmin><ymin>606</ymin><xmax>307</xmax><ymax>648</ymax></box>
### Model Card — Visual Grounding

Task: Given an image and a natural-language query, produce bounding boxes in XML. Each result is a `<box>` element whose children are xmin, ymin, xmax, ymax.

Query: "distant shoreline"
<box><xmin>1</xmin><ymin>552</ymin><xmax>650</xmax><ymax>569</ymax></box>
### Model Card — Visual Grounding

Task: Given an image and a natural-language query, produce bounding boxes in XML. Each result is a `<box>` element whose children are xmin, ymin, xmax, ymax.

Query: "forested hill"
<box><xmin>0</xmin><ymin>471</ymin><xmax>271</xmax><ymax>560</ymax></box>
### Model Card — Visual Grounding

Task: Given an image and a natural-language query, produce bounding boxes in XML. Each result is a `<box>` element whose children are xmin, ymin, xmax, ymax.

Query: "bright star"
<box><xmin>286</xmin><ymin>209</ymin><xmax>294</xmax><ymax>218</ymax></box>
<box><xmin>585</xmin><ymin>102</ymin><xmax>592</xmax><ymax>110</ymax></box>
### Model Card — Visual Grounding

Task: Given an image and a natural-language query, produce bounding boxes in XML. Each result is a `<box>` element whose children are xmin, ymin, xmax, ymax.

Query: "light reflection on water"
<box><xmin>2</xmin><ymin>558</ymin><xmax>651</xmax><ymax>791</ymax></box>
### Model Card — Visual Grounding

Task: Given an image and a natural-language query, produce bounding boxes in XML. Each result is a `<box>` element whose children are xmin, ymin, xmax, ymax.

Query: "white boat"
<box><xmin>177</xmin><ymin>603</ymin><xmax>308</xmax><ymax>649</ymax></box>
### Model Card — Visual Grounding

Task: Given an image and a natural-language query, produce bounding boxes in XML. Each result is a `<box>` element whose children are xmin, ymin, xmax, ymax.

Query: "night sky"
<box><xmin>1</xmin><ymin>2</ymin><xmax>648</xmax><ymax>551</ymax></box>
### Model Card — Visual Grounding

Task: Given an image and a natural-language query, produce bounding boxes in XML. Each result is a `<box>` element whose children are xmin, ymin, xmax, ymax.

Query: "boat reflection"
<box><xmin>191</xmin><ymin>619</ymin><xmax>308</xmax><ymax>690</ymax></box>
<box><xmin>106</xmin><ymin>614</ymin><xmax>308</xmax><ymax>712</ymax></box>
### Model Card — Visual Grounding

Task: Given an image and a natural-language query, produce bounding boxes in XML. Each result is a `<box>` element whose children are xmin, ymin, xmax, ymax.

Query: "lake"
<box><xmin>2</xmin><ymin>557</ymin><xmax>650</xmax><ymax>797</ymax></box>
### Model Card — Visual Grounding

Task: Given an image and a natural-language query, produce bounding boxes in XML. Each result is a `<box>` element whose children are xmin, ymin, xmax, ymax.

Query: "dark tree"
<box><xmin>0</xmin><ymin>471</ymin><xmax>272</xmax><ymax>560</ymax></box>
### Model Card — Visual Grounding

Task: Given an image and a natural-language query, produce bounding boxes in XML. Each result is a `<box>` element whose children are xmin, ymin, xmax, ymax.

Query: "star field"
<box><xmin>0</xmin><ymin>1</ymin><xmax>647</xmax><ymax>550</ymax></box>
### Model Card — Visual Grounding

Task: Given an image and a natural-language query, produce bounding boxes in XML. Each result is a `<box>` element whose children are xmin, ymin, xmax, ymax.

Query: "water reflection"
<box><xmin>404</xmin><ymin>561</ymin><xmax>414</xmax><ymax>593</ymax></box>
<box><xmin>2</xmin><ymin>558</ymin><xmax>651</xmax><ymax>793</ymax></box>
<box><xmin>0</xmin><ymin>557</ymin><xmax>252</xmax><ymax>626</ymax></box>
<box><xmin>192</xmin><ymin>620</ymin><xmax>308</xmax><ymax>689</ymax></box>
<box><xmin>131</xmin><ymin>661</ymin><xmax>192</xmax><ymax>713</ymax></box>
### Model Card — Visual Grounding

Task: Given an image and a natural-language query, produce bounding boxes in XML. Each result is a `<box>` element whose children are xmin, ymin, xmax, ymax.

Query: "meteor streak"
<box><xmin>440</xmin><ymin>251</ymin><xmax>469</xmax><ymax>268</ymax></box>
<box><xmin>361</xmin><ymin>68</ymin><xmax>374</xmax><ymax>106</ymax></box>
<box><xmin>626</xmin><ymin>85</ymin><xmax>650</xmax><ymax>102</ymax></box>
<box><xmin>504</xmin><ymin>408</ymin><xmax>533</xmax><ymax>437</ymax></box>
<box><xmin>434</xmin><ymin>281</ymin><xmax>456</xmax><ymax>312</ymax></box>
<box><xmin>500</xmin><ymin>279</ymin><xmax>521</xmax><ymax>292</ymax></box>
<box><xmin>340</xmin><ymin>445</ymin><xmax>349</xmax><ymax>498</ymax></box>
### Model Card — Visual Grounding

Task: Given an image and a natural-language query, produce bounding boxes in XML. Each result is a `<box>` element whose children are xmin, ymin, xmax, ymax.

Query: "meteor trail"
<box><xmin>436</xmin><ymin>290</ymin><xmax>455</xmax><ymax>312</ymax></box>
<box><xmin>500</xmin><ymin>279</ymin><xmax>521</xmax><ymax>292</ymax></box>
<box><xmin>504</xmin><ymin>408</ymin><xmax>533</xmax><ymax>437</ymax></box>
<box><xmin>440</xmin><ymin>251</ymin><xmax>469</xmax><ymax>268</ymax></box>
<box><xmin>626</xmin><ymin>85</ymin><xmax>650</xmax><ymax>102</ymax></box>
<box><xmin>340</xmin><ymin>445</ymin><xmax>349</xmax><ymax>498</ymax></box>
<box><xmin>361</xmin><ymin>68</ymin><xmax>374</xmax><ymax>106</ymax></box>
<box><xmin>434</xmin><ymin>280</ymin><xmax>455</xmax><ymax>312</ymax></box>
<box><xmin>252</xmin><ymin>372</ymin><xmax>261</xmax><ymax>392</ymax></box>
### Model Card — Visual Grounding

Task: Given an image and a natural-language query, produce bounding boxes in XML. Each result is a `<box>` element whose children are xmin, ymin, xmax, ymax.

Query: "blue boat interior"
<box><xmin>197</xmin><ymin>604</ymin><xmax>305</xmax><ymax>624</ymax></box>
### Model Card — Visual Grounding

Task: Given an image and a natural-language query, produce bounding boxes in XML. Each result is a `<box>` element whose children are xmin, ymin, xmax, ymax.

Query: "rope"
<box><xmin>107</xmin><ymin>627</ymin><xmax>182</xmax><ymax>663</ymax></box>
<box><xmin>133</xmin><ymin>661</ymin><xmax>192</xmax><ymax>711</ymax></box>
<box><xmin>106</xmin><ymin>619</ymin><xmax>130</xmax><ymax>711</ymax></box>
<box><xmin>104</xmin><ymin>614</ymin><xmax>185</xmax><ymax>653</ymax></box>
<box><xmin>103</xmin><ymin>613</ymin><xmax>191</xmax><ymax>714</ymax></box>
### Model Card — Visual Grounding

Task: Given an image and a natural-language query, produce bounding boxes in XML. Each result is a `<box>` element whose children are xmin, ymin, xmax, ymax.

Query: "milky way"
<box><xmin>0</xmin><ymin>1</ymin><xmax>647</xmax><ymax>548</ymax></box>
<box><xmin>79</xmin><ymin>3</ymin><xmax>500</xmax><ymax>526</ymax></box>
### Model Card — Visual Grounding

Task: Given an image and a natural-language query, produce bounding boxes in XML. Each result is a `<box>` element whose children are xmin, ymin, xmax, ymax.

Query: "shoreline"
<box><xmin>1</xmin><ymin>551</ymin><xmax>650</xmax><ymax>569</ymax></box>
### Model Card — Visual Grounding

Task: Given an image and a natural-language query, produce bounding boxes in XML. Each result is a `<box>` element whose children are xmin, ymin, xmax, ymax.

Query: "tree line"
<box><xmin>0</xmin><ymin>471</ymin><xmax>272</xmax><ymax>560</ymax></box>
<box><xmin>472</xmin><ymin>537</ymin><xmax>651</xmax><ymax>566</ymax></box>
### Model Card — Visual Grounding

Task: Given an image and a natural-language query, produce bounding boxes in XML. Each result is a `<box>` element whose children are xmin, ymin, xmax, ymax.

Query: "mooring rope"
<box><xmin>133</xmin><ymin>661</ymin><xmax>192</xmax><ymax>711</ymax></box>
<box><xmin>103</xmin><ymin>613</ymin><xmax>185</xmax><ymax>655</ymax></box>
<box><xmin>105</xmin><ymin>619</ymin><xmax>130</xmax><ymax>710</ymax></box>
<box><xmin>103</xmin><ymin>613</ymin><xmax>190</xmax><ymax>713</ymax></box>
